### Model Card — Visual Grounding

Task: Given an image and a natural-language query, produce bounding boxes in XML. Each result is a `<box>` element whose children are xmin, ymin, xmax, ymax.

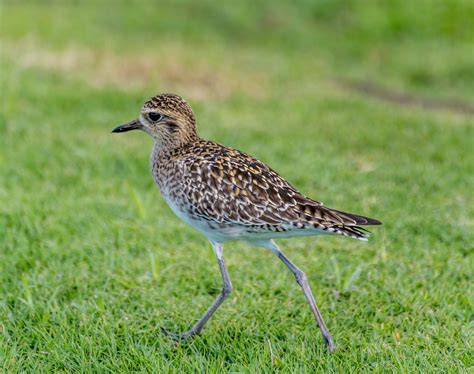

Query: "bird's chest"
<box><xmin>150</xmin><ymin>153</ymin><xmax>198</xmax><ymax>218</ymax></box>
<box><xmin>149</xmin><ymin>154</ymin><xmax>231</xmax><ymax>239</ymax></box>
<box><xmin>151</xmin><ymin>155</ymin><xmax>184</xmax><ymax>201</ymax></box>
<box><xmin>154</xmin><ymin>173</ymin><xmax>223</xmax><ymax>238</ymax></box>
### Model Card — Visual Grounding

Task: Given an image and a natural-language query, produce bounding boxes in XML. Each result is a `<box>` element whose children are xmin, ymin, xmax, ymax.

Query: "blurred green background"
<box><xmin>1</xmin><ymin>0</ymin><xmax>472</xmax><ymax>372</ymax></box>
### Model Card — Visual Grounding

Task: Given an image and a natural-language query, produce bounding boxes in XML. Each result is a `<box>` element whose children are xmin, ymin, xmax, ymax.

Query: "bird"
<box><xmin>112</xmin><ymin>93</ymin><xmax>382</xmax><ymax>352</ymax></box>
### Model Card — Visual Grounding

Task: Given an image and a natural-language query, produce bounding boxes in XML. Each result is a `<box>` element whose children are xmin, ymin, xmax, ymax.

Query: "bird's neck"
<box><xmin>151</xmin><ymin>135</ymin><xmax>201</xmax><ymax>161</ymax></box>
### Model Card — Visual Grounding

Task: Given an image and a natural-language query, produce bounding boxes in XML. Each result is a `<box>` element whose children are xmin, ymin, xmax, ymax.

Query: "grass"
<box><xmin>1</xmin><ymin>0</ymin><xmax>473</xmax><ymax>372</ymax></box>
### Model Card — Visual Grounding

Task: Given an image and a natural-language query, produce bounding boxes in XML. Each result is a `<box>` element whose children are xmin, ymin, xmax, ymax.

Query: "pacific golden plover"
<box><xmin>112</xmin><ymin>93</ymin><xmax>381</xmax><ymax>352</ymax></box>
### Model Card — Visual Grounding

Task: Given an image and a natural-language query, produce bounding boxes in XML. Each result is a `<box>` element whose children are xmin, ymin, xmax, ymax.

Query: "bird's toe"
<box><xmin>323</xmin><ymin>334</ymin><xmax>335</xmax><ymax>353</ymax></box>
<box><xmin>161</xmin><ymin>327</ymin><xmax>196</xmax><ymax>341</ymax></box>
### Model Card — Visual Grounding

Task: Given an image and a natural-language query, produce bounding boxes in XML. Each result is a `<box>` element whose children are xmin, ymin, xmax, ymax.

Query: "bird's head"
<box><xmin>113</xmin><ymin>93</ymin><xmax>197</xmax><ymax>148</ymax></box>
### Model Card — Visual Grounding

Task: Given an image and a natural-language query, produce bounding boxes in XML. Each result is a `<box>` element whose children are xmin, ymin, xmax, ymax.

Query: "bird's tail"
<box><xmin>323</xmin><ymin>209</ymin><xmax>382</xmax><ymax>241</ymax></box>
<box><xmin>330</xmin><ymin>209</ymin><xmax>382</xmax><ymax>226</ymax></box>
<box><xmin>323</xmin><ymin>224</ymin><xmax>373</xmax><ymax>241</ymax></box>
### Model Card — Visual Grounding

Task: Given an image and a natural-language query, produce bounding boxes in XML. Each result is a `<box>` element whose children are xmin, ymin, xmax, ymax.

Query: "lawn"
<box><xmin>1</xmin><ymin>1</ymin><xmax>473</xmax><ymax>372</ymax></box>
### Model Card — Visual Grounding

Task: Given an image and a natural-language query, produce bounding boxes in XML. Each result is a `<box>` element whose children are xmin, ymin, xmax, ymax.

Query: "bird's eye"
<box><xmin>148</xmin><ymin>112</ymin><xmax>162</xmax><ymax>122</ymax></box>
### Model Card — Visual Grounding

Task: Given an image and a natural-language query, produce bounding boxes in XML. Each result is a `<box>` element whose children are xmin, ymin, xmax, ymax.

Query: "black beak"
<box><xmin>112</xmin><ymin>119</ymin><xmax>142</xmax><ymax>133</ymax></box>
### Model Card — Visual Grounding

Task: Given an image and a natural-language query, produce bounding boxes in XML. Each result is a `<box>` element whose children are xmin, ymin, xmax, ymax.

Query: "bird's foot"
<box><xmin>323</xmin><ymin>333</ymin><xmax>335</xmax><ymax>353</ymax></box>
<box><xmin>161</xmin><ymin>327</ymin><xmax>198</xmax><ymax>342</ymax></box>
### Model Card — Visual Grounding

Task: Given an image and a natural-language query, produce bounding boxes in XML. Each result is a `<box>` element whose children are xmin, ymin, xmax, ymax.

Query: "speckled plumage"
<box><xmin>113</xmin><ymin>93</ymin><xmax>382</xmax><ymax>352</ymax></box>
<box><xmin>151</xmin><ymin>138</ymin><xmax>379</xmax><ymax>243</ymax></box>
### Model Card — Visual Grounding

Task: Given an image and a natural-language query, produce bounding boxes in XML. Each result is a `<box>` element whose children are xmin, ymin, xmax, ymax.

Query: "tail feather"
<box><xmin>330</xmin><ymin>209</ymin><xmax>382</xmax><ymax>226</ymax></box>
<box><xmin>325</xmin><ymin>225</ymin><xmax>371</xmax><ymax>241</ymax></box>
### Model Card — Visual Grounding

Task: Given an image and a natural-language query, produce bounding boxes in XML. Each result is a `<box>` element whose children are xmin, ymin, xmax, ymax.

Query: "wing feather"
<box><xmin>180</xmin><ymin>141</ymin><xmax>381</xmax><ymax>232</ymax></box>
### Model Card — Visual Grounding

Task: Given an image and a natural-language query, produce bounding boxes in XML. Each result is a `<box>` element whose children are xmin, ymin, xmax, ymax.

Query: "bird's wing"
<box><xmin>180</xmin><ymin>141</ymin><xmax>380</xmax><ymax>229</ymax></box>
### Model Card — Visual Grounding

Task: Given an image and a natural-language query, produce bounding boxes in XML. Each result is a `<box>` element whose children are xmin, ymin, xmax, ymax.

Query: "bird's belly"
<box><xmin>160</xmin><ymin>192</ymin><xmax>245</xmax><ymax>242</ymax></box>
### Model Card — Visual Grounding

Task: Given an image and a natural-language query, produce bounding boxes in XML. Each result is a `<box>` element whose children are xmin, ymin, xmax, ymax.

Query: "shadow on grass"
<box><xmin>337</xmin><ymin>79</ymin><xmax>474</xmax><ymax>115</ymax></box>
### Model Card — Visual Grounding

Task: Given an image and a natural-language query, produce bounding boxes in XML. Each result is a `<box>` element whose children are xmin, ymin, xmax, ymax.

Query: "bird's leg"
<box><xmin>265</xmin><ymin>240</ymin><xmax>334</xmax><ymax>352</ymax></box>
<box><xmin>162</xmin><ymin>241</ymin><xmax>233</xmax><ymax>340</ymax></box>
